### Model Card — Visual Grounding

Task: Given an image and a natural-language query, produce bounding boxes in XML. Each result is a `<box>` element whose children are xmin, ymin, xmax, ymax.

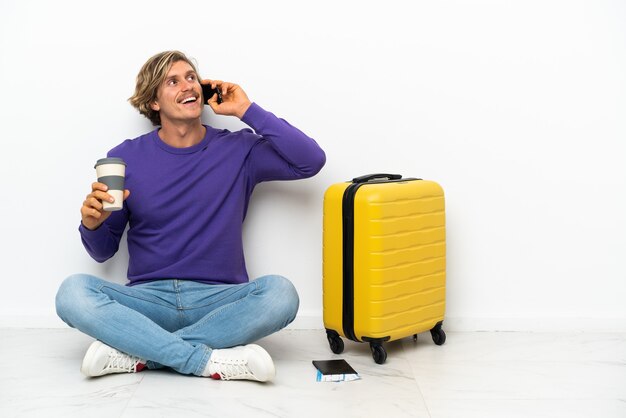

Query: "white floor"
<box><xmin>1</xmin><ymin>328</ymin><xmax>625</xmax><ymax>418</ymax></box>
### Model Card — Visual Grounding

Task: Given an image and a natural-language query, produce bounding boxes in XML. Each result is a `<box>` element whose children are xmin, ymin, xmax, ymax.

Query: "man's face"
<box><xmin>151</xmin><ymin>60</ymin><xmax>203</xmax><ymax>125</ymax></box>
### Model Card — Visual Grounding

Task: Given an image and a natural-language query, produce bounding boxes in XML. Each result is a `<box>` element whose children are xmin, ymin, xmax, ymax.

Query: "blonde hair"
<box><xmin>128</xmin><ymin>50</ymin><xmax>200</xmax><ymax>126</ymax></box>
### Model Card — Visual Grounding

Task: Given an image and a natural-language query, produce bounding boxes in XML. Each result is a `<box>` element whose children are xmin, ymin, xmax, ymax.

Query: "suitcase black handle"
<box><xmin>352</xmin><ymin>173</ymin><xmax>402</xmax><ymax>184</ymax></box>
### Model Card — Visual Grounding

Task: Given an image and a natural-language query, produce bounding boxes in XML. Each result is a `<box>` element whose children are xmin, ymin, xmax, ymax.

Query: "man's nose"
<box><xmin>182</xmin><ymin>79</ymin><xmax>195</xmax><ymax>91</ymax></box>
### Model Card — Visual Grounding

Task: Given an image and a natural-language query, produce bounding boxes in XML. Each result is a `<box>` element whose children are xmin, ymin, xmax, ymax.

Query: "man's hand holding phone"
<box><xmin>201</xmin><ymin>80</ymin><xmax>252</xmax><ymax>120</ymax></box>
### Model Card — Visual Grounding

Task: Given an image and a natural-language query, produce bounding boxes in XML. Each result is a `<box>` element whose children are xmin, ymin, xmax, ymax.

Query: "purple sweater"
<box><xmin>79</xmin><ymin>103</ymin><xmax>325</xmax><ymax>286</ymax></box>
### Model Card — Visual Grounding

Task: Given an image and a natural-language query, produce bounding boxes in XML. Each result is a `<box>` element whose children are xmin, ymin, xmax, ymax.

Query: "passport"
<box><xmin>312</xmin><ymin>359</ymin><xmax>360</xmax><ymax>382</ymax></box>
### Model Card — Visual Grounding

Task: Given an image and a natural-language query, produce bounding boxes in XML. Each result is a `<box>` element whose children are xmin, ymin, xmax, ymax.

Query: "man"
<box><xmin>55</xmin><ymin>50</ymin><xmax>326</xmax><ymax>382</ymax></box>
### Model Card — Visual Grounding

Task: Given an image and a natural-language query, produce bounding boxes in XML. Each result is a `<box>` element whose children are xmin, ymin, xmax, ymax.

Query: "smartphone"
<box><xmin>201</xmin><ymin>83</ymin><xmax>223</xmax><ymax>105</ymax></box>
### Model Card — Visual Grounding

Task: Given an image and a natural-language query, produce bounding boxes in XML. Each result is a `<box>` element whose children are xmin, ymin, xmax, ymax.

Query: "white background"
<box><xmin>0</xmin><ymin>0</ymin><xmax>624</xmax><ymax>331</ymax></box>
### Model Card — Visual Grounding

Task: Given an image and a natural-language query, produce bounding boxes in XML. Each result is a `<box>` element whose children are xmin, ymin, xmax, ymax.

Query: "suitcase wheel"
<box><xmin>430</xmin><ymin>322</ymin><xmax>446</xmax><ymax>346</ymax></box>
<box><xmin>326</xmin><ymin>330</ymin><xmax>344</xmax><ymax>354</ymax></box>
<box><xmin>370</xmin><ymin>343</ymin><xmax>387</xmax><ymax>364</ymax></box>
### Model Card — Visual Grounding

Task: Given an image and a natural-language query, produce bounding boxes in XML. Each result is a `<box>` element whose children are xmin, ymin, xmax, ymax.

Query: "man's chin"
<box><xmin>180</xmin><ymin>107</ymin><xmax>203</xmax><ymax>119</ymax></box>
<box><xmin>160</xmin><ymin>114</ymin><xmax>203</xmax><ymax>126</ymax></box>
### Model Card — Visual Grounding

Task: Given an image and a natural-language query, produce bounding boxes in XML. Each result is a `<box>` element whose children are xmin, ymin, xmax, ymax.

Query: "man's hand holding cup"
<box><xmin>81</xmin><ymin>158</ymin><xmax>130</xmax><ymax>231</ymax></box>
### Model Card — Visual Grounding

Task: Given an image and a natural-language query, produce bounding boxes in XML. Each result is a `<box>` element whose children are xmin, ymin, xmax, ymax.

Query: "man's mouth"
<box><xmin>180</xmin><ymin>95</ymin><xmax>198</xmax><ymax>105</ymax></box>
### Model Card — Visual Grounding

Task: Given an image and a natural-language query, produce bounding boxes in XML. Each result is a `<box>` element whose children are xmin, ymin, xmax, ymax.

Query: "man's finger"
<box><xmin>208</xmin><ymin>97</ymin><xmax>220</xmax><ymax>113</ymax></box>
<box><xmin>220</xmin><ymin>82</ymin><xmax>234</xmax><ymax>95</ymax></box>
<box><xmin>87</xmin><ymin>196</ymin><xmax>104</xmax><ymax>210</ymax></box>
<box><xmin>92</xmin><ymin>182</ymin><xmax>108</xmax><ymax>192</ymax></box>
<box><xmin>81</xmin><ymin>206</ymin><xmax>102</xmax><ymax>220</ymax></box>
<box><xmin>92</xmin><ymin>190</ymin><xmax>113</xmax><ymax>203</ymax></box>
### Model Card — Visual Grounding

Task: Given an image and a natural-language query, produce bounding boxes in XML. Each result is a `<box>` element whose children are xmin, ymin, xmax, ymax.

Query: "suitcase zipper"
<box><xmin>341</xmin><ymin>181</ymin><xmax>361</xmax><ymax>342</ymax></box>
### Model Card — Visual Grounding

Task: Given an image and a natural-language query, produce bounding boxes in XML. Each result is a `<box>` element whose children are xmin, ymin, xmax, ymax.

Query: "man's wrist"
<box><xmin>81</xmin><ymin>220</ymin><xmax>101</xmax><ymax>231</ymax></box>
<box><xmin>237</xmin><ymin>101</ymin><xmax>252</xmax><ymax>120</ymax></box>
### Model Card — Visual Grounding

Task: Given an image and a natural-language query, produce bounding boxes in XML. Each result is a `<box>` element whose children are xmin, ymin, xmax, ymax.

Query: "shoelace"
<box><xmin>210</xmin><ymin>357</ymin><xmax>253</xmax><ymax>380</ymax></box>
<box><xmin>104</xmin><ymin>350</ymin><xmax>142</xmax><ymax>373</ymax></box>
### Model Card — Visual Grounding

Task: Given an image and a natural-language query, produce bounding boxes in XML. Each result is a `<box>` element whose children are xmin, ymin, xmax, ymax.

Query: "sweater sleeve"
<box><xmin>78</xmin><ymin>208</ymin><xmax>128</xmax><ymax>263</ymax></box>
<box><xmin>241</xmin><ymin>103</ymin><xmax>326</xmax><ymax>183</ymax></box>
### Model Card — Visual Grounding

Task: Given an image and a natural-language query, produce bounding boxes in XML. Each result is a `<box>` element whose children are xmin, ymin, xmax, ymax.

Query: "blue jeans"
<box><xmin>55</xmin><ymin>274</ymin><xmax>299</xmax><ymax>376</ymax></box>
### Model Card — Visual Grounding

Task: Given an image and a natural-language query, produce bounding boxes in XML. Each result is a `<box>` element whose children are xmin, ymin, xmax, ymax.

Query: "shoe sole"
<box><xmin>80</xmin><ymin>340</ymin><xmax>105</xmax><ymax>377</ymax></box>
<box><xmin>245</xmin><ymin>344</ymin><xmax>276</xmax><ymax>382</ymax></box>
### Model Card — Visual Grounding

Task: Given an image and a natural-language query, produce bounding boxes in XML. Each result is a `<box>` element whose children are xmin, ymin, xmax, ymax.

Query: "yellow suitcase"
<box><xmin>323</xmin><ymin>174</ymin><xmax>446</xmax><ymax>364</ymax></box>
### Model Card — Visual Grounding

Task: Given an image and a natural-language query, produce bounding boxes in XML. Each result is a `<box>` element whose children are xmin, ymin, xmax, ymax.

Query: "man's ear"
<box><xmin>150</xmin><ymin>101</ymin><xmax>160</xmax><ymax>112</ymax></box>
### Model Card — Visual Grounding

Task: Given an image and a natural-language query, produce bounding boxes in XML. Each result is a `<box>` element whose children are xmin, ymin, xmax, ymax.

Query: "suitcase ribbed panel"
<box><xmin>369</xmin><ymin>271</ymin><xmax>446</xmax><ymax>300</ymax></box>
<box><xmin>367</xmin><ymin>243</ymin><xmax>445</xmax><ymax>269</ymax></box>
<box><xmin>369</xmin><ymin>226</ymin><xmax>445</xmax><ymax>252</ymax></box>
<box><xmin>353</xmin><ymin>180</ymin><xmax>446</xmax><ymax>341</ymax></box>
<box><xmin>367</xmin><ymin>257</ymin><xmax>446</xmax><ymax>284</ymax></box>
<box><xmin>368</xmin><ymin>287</ymin><xmax>446</xmax><ymax>316</ymax></box>
<box><xmin>368</xmin><ymin>303</ymin><xmax>446</xmax><ymax>336</ymax></box>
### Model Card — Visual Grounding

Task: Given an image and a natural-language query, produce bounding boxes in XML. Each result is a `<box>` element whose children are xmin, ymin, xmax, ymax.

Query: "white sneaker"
<box><xmin>81</xmin><ymin>341</ymin><xmax>146</xmax><ymax>377</ymax></box>
<box><xmin>204</xmin><ymin>344</ymin><xmax>275</xmax><ymax>382</ymax></box>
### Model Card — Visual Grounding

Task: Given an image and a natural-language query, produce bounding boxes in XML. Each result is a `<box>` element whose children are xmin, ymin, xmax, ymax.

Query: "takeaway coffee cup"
<box><xmin>94</xmin><ymin>157</ymin><xmax>127</xmax><ymax>211</ymax></box>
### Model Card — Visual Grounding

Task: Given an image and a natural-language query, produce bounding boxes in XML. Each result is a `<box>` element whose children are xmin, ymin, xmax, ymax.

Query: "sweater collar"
<box><xmin>152</xmin><ymin>125</ymin><xmax>215</xmax><ymax>154</ymax></box>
